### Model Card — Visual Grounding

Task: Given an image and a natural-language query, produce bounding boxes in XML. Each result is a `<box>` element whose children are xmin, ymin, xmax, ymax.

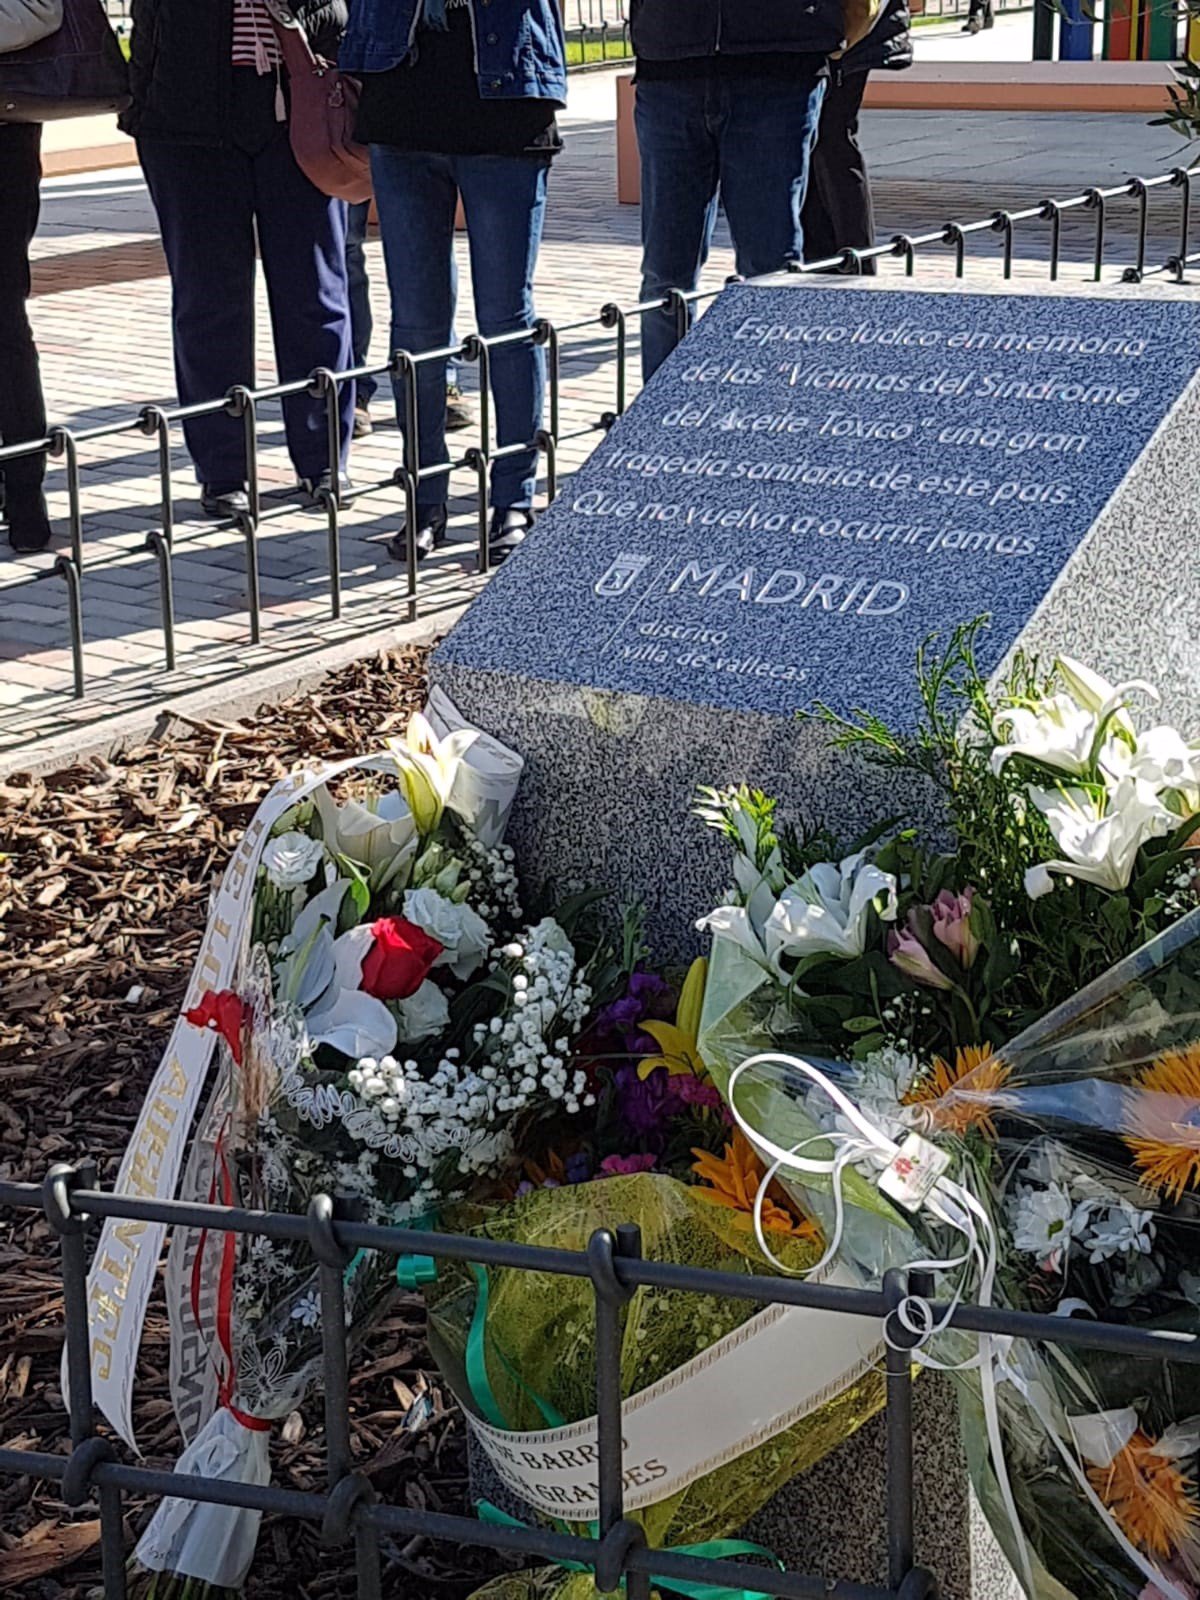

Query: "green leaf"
<box><xmin>843</xmin><ymin>1014</ymin><xmax>883</xmax><ymax>1034</ymax></box>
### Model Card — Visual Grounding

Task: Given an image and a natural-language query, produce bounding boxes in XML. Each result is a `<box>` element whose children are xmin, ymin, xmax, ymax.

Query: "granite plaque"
<box><xmin>434</xmin><ymin>283</ymin><xmax>1200</xmax><ymax>963</ymax></box>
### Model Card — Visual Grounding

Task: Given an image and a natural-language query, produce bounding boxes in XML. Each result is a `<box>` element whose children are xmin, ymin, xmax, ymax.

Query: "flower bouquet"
<box><xmin>85</xmin><ymin>707</ymin><xmax>624</xmax><ymax>1595</ymax></box>
<box><xmin>692</xmin><ymin>625</ymin><xmax>1200</xmax><ymax>1599</ymax></box>
<box><xmin>417</xmin><ymin>955</ymin><xmax>897</xmax><ymax>1600</ymax></box>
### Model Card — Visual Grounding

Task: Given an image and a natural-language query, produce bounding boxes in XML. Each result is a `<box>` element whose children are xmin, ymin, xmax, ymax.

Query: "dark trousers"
<box><xmin>635</xmin><ymin>69</ymin><xmax>827</xmax><ymax>380</ymax></box>
<box><xmin>0</xmin><ymin>122</ymin><xmax>47</xmax><ymax>494</ymax></box>
<box><xmin>800</xmin><ymin>69</ymin><xmax>877</xmax><ymax>275</ymax></box>
<box><xmin>139</xmin><ymin>73</ymin><xmax>354</xmax><ymax>490</ymax></box>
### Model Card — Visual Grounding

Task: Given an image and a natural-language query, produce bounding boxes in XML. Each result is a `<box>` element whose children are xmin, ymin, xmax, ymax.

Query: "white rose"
<box><xmin>395</xmin><ymin>979</ymin><xmax>451</xmax><ymax>1044</ymax></box>
<box><xmin>263</xmin><ymin>831</ymin><xmax>326</xmax><ymax>891</ymax></box>
<box><xmin>404</xmin><ymin>887</ymin><xmax>491</xmax><ymax>980</ymax></box>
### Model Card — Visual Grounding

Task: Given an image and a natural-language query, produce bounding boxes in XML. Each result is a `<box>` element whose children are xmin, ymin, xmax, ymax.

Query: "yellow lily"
<box><xmin>637</xmin><ymin>957</ymin><xmax>710</xmax><ymax>1080</ymax></box>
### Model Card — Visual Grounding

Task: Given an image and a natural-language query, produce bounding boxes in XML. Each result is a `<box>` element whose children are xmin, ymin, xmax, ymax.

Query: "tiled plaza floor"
<box><xmin>2</xmin><ymin>70</ymin><xmax>1196</xmax><ymax>758</ymax></box>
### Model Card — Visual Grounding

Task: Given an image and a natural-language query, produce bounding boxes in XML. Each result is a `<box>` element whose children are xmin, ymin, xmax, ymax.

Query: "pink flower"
<box><xmin>930</xmin><ymin>888</ymin><xmax>980</xmax><ymax>970</ymax></box>
<box><xmin>887</xmin><ymin>922</ymin><xmax>954</xmax><ymax>991</ymax></box>
<box><xmin>670</xmin><ymin>1075</ymin><xmax>723</xmax><ymax>1110</ymax></box>
<box><xmin>599</xmin><ymin>1154</ymin><xmax>657</xmax><ymax>1178</ymax></box>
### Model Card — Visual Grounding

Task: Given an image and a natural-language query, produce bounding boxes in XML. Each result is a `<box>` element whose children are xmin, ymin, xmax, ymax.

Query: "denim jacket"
<box><xmin>340</xmin><ymin>0</ymin><xmax>567</xmax><ymax>99</ymax></box>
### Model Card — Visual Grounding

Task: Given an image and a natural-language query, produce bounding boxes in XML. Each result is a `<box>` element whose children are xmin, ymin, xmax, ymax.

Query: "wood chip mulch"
<box><xmin>0</xmin><ymin>647</ymin><xmax>506</xmax><ymax>1600</ymax></box>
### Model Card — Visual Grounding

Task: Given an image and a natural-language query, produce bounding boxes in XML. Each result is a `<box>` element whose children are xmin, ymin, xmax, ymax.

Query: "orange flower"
<box><xmin>904</xmin><ymin>1043</ymin><xmax>1010</xmax><ymax>1139</ymax></box>
<box><xmin>1125</xmin><ymin>1042</ymin><xmax>1200</xmax><ymax>1203</ymax></box>
<box><xmin>692</xmin><ymin>1131</ymin><xmax>819</xmax><ymax>1240</ymax></box>
<box><xmin>1088</xmin><ymin>1430</ymin><xmax>1199</xmax><ymax>1560</ymax></box>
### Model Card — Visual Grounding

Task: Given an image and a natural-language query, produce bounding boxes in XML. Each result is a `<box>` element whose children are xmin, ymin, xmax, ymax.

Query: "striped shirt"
<box><xmin>232</xmin><ymin>0</ymin><xmax>281</xmax><ymax>69</ymax></box>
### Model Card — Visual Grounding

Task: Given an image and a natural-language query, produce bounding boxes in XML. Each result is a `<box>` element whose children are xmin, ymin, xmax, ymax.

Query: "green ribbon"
<box><xmin>477</xmin><ymin>1503</ymin><xmax>784</xmax><ymax>1600</ymax></box>
<box><xmin>466</xmin><ymin>1263</ymin><xmax>566</xmax><ymax>1430</ymax></box>
<box><xmin>397</xmin><ymin>1253</ymin><xmax>438</xmax><ymax>1290</ymax></box>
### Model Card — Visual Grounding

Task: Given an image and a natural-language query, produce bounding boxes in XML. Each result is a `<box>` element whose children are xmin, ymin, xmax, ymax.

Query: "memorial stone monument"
<box><xmin>435</xmin><ymin>282</ymin><xmax>1200</xmax><ymax>1597</ymax></box>
<box><xmin>435</xmin><ymin>282</ymin><xmax>1200</xmax><ymax>959</ymax></box>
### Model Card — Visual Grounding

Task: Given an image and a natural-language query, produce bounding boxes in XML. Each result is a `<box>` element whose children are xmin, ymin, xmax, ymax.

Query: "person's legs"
<box><xmin>0</xmin><ymin>122</ymin><xmax>49</xmax><ymax>548</ymax></box>
<box><xmin>139</xmin><ymin>138</ymin><xmax>257</xmax><ymax>490</ymax></box>
<box><xmin>345</xmin><ymin>199</ymin><xmax>378</xmax><ymax>407</ymax></box>
<box><xmin>715</xmin><ymin>70</ymin><xmax>826</xmax><ymax>282</ymax></box>
<box><xmin>370</xmin><ymin>144</ymin><xmax>458</xmax><ymax>513</ymax></box>
<box><xmin>456</xmin><ymin>154</ymin><xmax>549</xmax><ymax>514</ymax></box>
<box><xmin>799</xmin><ymin>70</ymin><xmax>876</xmax><ymax>274</ymax></box>
<box><xmin>254</xmin><ymin>129</ymin><xmax>355</xmax><ymax>484</ymax></box>
<box><xmin>633</xmin><ymin>75</ymin><xmax>721</xmax><ymax>381</ymax></box>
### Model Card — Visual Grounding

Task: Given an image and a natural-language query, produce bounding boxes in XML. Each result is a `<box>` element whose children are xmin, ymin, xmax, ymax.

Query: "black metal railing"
<box><xmin>3</xmin><ymin>165</ymin><xmax>1198</xmax><ymax>743</ymax></box>
<box><xmin>2</xmin><ymin>1163</ymin><xmax>1198</xmax><ymax>1599</ymax></box>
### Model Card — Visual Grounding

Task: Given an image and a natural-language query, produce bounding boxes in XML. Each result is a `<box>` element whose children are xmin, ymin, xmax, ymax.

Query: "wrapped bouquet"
<box><xmin>417</xmin><ymin>958</ymin><xmax>898</xmax><ymax>1600</ymax></box>
<box><xmin>694</xmin><ymin>625</ymin><xmax>1200</xmax><ymax>1599</ymax></box>
<box><xmin>82</xmin><ymin>704</ymin><xmax>626</xmax><ymax>1593</ymax></box>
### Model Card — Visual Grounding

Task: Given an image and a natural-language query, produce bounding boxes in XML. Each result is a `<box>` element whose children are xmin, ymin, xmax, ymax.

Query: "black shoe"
<box><xmin>962</xmin><ymin>13</ymin><xmax>983</xmax><ymax>30</ymax></box>
<box><xmin>446</xmin><ymin>384</ymin><xmax>474</xmax><ymax>434</ymax></box>
<box><xmin>201</xmin><ymin>484</ymin><xmax>250</xmax><ymax>519</ymax></box>
<box><xmin>489</xmin><ymin>506</ymin><xmax>534</xmax><ymax>565</ymax></box>
<box><xmin>5</xmin><ymin>484</ymin><xmax>52</xmax><ymax>553</ymax></box>
<box><xmin>387</xmin><ymin>504</ymin><xmax>448</xmax><ymax>563</ymax></box>
<box><xmin>299</xmin><ymin>472</ymin><xmax>356</xmax><ymax>507</ymax></box>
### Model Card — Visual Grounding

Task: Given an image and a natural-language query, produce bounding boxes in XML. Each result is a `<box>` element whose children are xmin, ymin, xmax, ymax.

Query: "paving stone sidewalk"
<box><xmin>2</xmin><ymin>72</ymin><xmax>1194</xmax><ymax>759</ymax></box>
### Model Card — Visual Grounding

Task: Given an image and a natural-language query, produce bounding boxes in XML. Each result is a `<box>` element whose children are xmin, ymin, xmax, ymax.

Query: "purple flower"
<box><xmin>565</xmin><ymin>1151</ymin><xmax>593</xmax><ymax>1185</ymax></box>
<box><xmin>596</xmin><ymin>968</ymin><xmax>674</xmax><ymax>1054</ymax></box>
<box><xmin>599</xmin><ymin>1153</ymin><xmax>657</xmax><ymax>1178</ymax></box>
<box><xmin>628</xmin><ymin>969</ymin><xmax>671</xmax><ymax>1005</ymax></box>
<box><xmin>614</xmin><ymin>1063</ymin><xmax>675</xmax><ymax>1140</ymax></box>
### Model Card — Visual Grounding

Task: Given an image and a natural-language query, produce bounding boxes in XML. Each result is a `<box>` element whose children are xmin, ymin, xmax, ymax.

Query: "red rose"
<box><xmin>360</xmin><ymin>916</ymin><xmax>443</xmax><ymax>1001</ymax></box>
<box><xmin>185</xmin><ymin>989</ymin><xmax>249</xmax><ymax>1066</ymax></box>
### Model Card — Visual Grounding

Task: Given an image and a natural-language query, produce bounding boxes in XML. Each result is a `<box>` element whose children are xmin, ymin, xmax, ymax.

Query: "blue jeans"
<box><xmin>346</xmin><ymin>200</ymin><xmax>378</xmax><ymax>405</ymax></box>
<box><xmin>347</xmin><ymin>199</ymin><xmax>460</xmax><ymax>407</ymax></box>
<box><xmin>370</xmin><ymin>146</ymin><xmax>549</xmax><ymax>513</ymax></box>
<box><xmin>635</xmin><ymin>70</ymin><xmax>827</xmax><ymax>381</ymax></box>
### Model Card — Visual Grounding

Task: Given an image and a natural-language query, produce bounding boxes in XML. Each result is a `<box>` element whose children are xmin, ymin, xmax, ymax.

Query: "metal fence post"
<box><xmin>588</xmin><ymin>1224</ymin><xmax>649</xmax><ymax>1600</ymax></box>
<box><xmin>43</xmin><ymin>1163</ymin><xmax>127</xmax><ymax>1600</ymax></box>
<box><xmin>310</xmin><ymin>1195</ymin><xmax>384</xmax><ymax>1600</ymax></box>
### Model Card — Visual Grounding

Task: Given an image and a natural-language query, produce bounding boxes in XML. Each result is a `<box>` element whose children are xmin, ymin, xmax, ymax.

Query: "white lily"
<box><xmin>275</xmin><ymin>880</ymin><xmax>351</xmax><ymax>1008</ymax></box>
<box><xmin>1056</xmin><ymin>655</ymin><xmax>1157</xmax><ymax>738</ymax></box>
<box><xmin>403</xmin><ymin>886</ymin><xmax>491</xmax><ymax>980</ymax></box>
<box><xmin>763</xmin><ymin>851</ymin><xmax>898</xmax><ymax>968</ymax></box>
<box><xmin>389</xmin><ymin>711</ymin><xmax>522</xmax><ymax>846</ymax></box>
<box><xmin>695</xmin><ymin>902</ymin><xmax>771</xmax><ymax>969</ymax></box>
<box><xmin>305</xmin><ymin>924</ymin><xmax>398</xmax><ymax>1059</ymax></box>
<box><xmin>313</xmin><ymin>786</ymin><xmax>417</xmax><ymax>891</ymax></box>
<box><xmin>1027</xmin><ymin>776</ymin><xmax>1173</xmax><ymax>895</ymax></box>
<box><xmin>991</xmin><ymin>693</ymin><xmax>1101</xmax><ymax>779</ymax></box>
<box><xmin>1127</xmin><ymin>725</ymin><xmax>1200</xmax><ymax>809</ymax></box>
<box><xmin>733</xmin><ymin>852</ymin><xmax>782</xmax><ymax>945</ymax></box>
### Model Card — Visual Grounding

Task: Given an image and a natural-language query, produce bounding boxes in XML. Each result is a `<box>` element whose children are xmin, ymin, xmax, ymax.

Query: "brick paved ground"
<box><xmin>2</xmin><ymin>71</ymin><xmax>1196</xmax><ymax>757</ymax></box>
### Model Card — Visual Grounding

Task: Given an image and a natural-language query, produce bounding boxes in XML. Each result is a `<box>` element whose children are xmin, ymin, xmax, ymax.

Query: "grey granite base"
<box><xmin>427</xmin><ymin>670</ymin><xmax>942</xmax><ymax>961</ymax></box>
<box><xmin>467</xmin><ymin>1376</ymin><xmax>1020</xmax><ymax>1599</ymax></box>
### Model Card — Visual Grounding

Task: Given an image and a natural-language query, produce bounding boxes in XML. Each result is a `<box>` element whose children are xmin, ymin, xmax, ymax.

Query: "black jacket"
<box><xmin>121</xmin><ymin>0</ymin><xmax>347</xmax><ymax>144</ymax></box>
<box><xmin>630</xmin><ymin>0</ymin><xmax>851</xmax><ymax>62</ymax></box>
<box><xmin>842</xmin><ymin>0</ymin><xmax>911</xmax><ymax>73</ymax></box>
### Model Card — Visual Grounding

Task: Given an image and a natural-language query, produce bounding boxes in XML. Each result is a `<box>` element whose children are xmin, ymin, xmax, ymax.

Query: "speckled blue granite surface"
<box><xmin>438</xmin><ymin>286</ymin><xmax>1200</xmax><ymax>726</ymax></box>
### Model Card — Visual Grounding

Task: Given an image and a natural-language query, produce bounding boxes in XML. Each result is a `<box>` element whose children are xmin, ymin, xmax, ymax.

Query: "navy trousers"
<box><xmin>139</xmin><ymin>72</ymin><xmax>354</xmax><ymax>491</ymax></box>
